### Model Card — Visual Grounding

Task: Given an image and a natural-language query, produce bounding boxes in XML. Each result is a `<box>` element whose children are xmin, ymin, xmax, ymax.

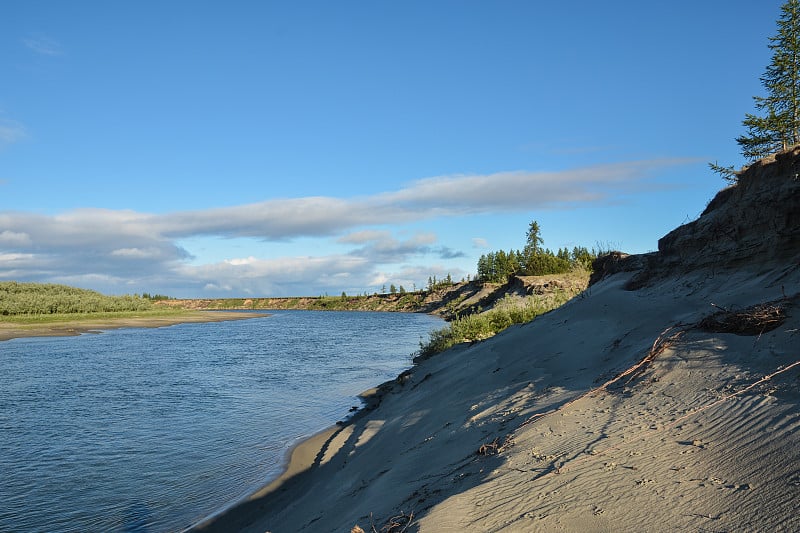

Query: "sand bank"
<box><xmin>190</xmin><ymin>268</ymin><xmax>800</xmax><ymax>532</ymax></box>
<box><xmin>0</xmin><ymin>311</ymin><xmax>266</xmax><ymax>342</ymax></box>
<box><xmin>192</xmin><ymin>271</ymin><xmax>800</xmax><ymax>533</ymax></box>
<box><xmin>192</xmin><ymin>150</ymin><xmax>800</xmax><ymax>532</ymax></box>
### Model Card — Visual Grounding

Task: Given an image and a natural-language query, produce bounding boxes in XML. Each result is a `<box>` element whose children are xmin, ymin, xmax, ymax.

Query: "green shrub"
<box><xmin>417</xmin><ymin>290</ymin><xmax>574</xmax><ymax>359</ymax></box>
<box><xmin>0</xmin><ymin>281</ymin><xmax>155</xmax><ymax>315</ymax></box>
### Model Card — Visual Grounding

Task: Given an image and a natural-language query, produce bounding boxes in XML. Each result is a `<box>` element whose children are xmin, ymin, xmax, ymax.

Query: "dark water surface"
<box><xmin>0</xmin><ymin>310</ymin><xmax>443</xmax><ymax>532</ymax></box>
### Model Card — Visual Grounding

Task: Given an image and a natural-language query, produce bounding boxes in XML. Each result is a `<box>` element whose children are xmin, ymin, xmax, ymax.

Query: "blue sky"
<box><xmin>0</xmin><ymin>1</ymin><xmax>783</xmax><ymax>297</ymax></box>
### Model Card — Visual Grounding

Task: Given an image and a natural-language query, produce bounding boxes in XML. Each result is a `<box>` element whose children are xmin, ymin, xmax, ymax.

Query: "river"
<box><xmin>0</xmin><ymin>310</ymin><xmax>443</xmax><ymax>532</ymax></box>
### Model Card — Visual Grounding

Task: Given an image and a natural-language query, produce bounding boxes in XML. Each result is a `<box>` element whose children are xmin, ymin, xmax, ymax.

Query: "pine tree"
<box><xmin>737</xmin><ymin>0</ymin><xmax>800</xmax><ymax>160</ymax></box>
<box><xmin>522</xmin><ymin>220</ymin><xmax>544</xmax><ymax>274</ymax></box>
<box><xmin>476</xmin><ymin>254</ymin><xmax>489</xmax><ymax>281</ymax></box>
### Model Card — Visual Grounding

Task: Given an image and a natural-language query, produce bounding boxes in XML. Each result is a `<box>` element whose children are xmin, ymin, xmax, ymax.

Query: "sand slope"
<box><xmin>195</xmin><ymin>150</ymin><xmax>800</xmax><ymax>532</ymax></box>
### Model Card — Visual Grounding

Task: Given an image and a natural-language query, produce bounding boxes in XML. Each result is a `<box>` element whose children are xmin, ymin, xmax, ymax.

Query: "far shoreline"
<box><xmin>0</xmin><ymin>310</ymin><xmax>268</xmax><ymax>342</ymax></box>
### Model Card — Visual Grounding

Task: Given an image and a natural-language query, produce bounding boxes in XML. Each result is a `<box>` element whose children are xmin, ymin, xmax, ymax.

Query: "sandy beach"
<box><xmin>0</xmin><ymin>311</ymin><xmax>266</xmax><ymax>342</ymax></box>
<box><xmin>192</xmin><ymin>150</ymin><xmax>800</xmax><ymax>532</ymax></box>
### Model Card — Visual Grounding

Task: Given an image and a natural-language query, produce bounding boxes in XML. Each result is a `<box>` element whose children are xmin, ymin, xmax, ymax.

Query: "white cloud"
<box><xmin>0</xmin><ymin>230</ymin><xmax>31</xmax><ymax>245</ymax></box>
<box><xmin>472</xmin><ymin>237</ymin><xmax>489</xmax><ymax>248</ymax></box>
<box><xmin>345</xmin><ymin>232</ymin><xmax>439</xmax><ymax>264</ymax></box>
<box><xmin>177</xmin><ymin>254</ymin><xmax>373</xmax><ymax>296</ymax></box>
<box><xmin>23</xmin><ymin>34</ymin><xmax>64</xmax><ymax>56</ymax></box>
<box><xmin>0</xmin><ymin>120</ymin><xmax>27</xmax><ymax>147</ymax></box>
<box><xmin>0</xmin><ymin>159</ymin><xmax>686</xmax><ymax>247</ymax></box>
<box><xmin>384</xmin><ymin>160</ymin><xmax>691</xmax><ymax>212</ymax></box>
<box><xmin>110</xmin><ymin>247</ymin><xmax>161</xmax><ymax>259</ymax></box>
<box><xmin>146</xmin><ymin>159</ymin><xmax>689</xmax><ymax>241</ymax></box>
<box><xmin>337</xmin><ymin>230</ymin><xmax>392</xmax><ymax>244</ymax></box>
<box><xmin>0</xmin><ymin>158</ymin><xmax>691</xmax><ymax>296</ymax></box>
<box><xmin>203</xmin><ymin>283</ymin><xmax>232</xmax><ymax>292</ymax></box>
<box><xmin>224</xmin><ymin>256</ymin><xmax>258</xmax><ymax>266</ymax></box>
<box><xmin>0</xmin><ymin>252</ymin><xmax>35</xmax><ymax>262</ymax></box>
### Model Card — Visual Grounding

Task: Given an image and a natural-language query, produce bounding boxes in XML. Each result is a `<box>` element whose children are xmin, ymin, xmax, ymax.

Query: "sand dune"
<box><xmin>194</xmin><ymin>149</ymin><xmax>800</xmax><ymax>532</ymax></box>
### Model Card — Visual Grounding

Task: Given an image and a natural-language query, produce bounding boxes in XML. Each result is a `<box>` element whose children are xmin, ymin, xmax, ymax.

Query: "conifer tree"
<box><xmin>737</xmin><ymin>0</ymin><xmax>800</xmax><ymax>160</ymax></box>
<box><xmin>522</xmin><ymin>220</ymin><xmax>544</xmax><ymax>273</ymax></box>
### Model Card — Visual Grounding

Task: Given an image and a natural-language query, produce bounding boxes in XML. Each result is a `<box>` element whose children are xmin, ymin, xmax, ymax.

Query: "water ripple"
<box><xmin>1</xmin><ymin>310</ymin><xmax>442</xmax><ymax>532</ymax></box>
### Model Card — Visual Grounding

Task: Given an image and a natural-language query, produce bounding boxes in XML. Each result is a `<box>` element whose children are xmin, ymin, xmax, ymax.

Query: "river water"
<box><xmin>0</xmin><ymin>310</ymin><xmax>444</xmax><ymax>532</ymax></box>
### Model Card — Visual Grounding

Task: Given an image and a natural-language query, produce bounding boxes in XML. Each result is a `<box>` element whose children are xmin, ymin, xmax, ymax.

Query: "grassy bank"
<box><xmin>416</xmin><ymin>286</ymin><xmax>580</xmax><ymax>359</ymax></box>
<box><xmin>0</xmin><ymin>281</ymin><xmax>154</xmax><ymax>315</ymax></box>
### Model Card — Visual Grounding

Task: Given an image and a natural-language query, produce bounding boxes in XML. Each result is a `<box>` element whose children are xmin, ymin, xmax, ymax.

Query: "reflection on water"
<box><xmin>0</xmin><ymin>310</ymin><xmax>442</xmax><ymax>532</ymax></box>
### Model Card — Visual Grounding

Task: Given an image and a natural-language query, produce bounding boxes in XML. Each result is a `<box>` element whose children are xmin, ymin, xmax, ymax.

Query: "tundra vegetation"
<box><xmin>0</xmin><ymin>281</ymin><xmax>191</xmax><ymax>326</ymax></box>
<box><xmin>0</xmin><ymin>281</ymin><xmax>156</xmax><ymax>316</ymax></box>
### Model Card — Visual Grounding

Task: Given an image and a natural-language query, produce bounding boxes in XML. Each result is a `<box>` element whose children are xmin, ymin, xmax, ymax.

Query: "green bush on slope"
<box><xmin>417</xmin><ymin>290</ymin><xmax>574</xmax><ymax>359</ymax></box>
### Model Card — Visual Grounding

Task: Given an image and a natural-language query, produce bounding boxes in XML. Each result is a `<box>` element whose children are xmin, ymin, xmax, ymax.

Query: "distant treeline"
<box><xmin>0</xmin><ymin>281</ymin><xmax>154</xmax><ymax>315</ymax></box>
<box><xmin>140</xmin><ymin>292</ymin><xmax>171</xmax><ymax>301</ymax></box>
<box><xmin>476</xmin><ymin>221</ymin><xmax>601</xmax><ymax>283</ymax></box>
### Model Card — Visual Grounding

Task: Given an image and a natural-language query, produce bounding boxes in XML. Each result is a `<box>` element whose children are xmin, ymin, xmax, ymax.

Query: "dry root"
<box><xmin>621</xmin><ymin>327</ymin><xmax>684</xmax><ymax>385</ymax></box>
<box><xmin>477</xmin><ymin>438</ymin><xmax>500</xmax><ymax>456</ymax></box>
<box><xmin>699</xmin><ymin>301</ymin><xmax>787</xmax><ymax>336</ymax></box>
<box><xmin>376</xmin><ymin>511</ymin><xmax>415</xmax><ymax>533</ymax></box>
<box><xmin>477</xmin><ymin>434</ymin><xmax>515</xmax><ymax>456</ymax></box>
<box><xmin>354</xmin><ymin>510</ymin><xmax>415</xmax><ymax>533</ymax></box>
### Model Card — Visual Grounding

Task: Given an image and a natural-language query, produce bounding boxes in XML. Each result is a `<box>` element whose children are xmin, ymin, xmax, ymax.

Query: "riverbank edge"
<box><xmin>185</xmin><ymin>425</ymin><xmax>341</xmax><ymax>532</ymax></box>
<box><xmin>187</xmin><ymin>383</ymin><xmax>390</xmax><ymax>532</ymax></box>
<box><xmin>0</xmin><ymin>311</ymin><xmax>268</xmax><ymax>341</ymax></box>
